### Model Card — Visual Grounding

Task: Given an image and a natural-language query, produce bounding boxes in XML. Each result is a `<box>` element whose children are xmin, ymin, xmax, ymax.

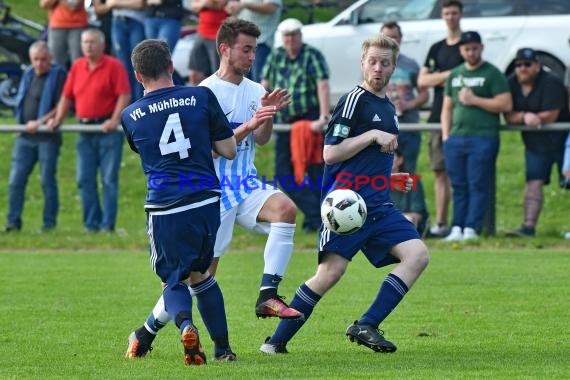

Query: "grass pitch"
<box><xmin>1</xmin><ymin>3</ymin><xmax>569</xmax><ymax>378</ymax></box>
<box><xmin>1</xmin><ymin>248</ymin><xmax>568</xmax><ymax>379</ymax></box>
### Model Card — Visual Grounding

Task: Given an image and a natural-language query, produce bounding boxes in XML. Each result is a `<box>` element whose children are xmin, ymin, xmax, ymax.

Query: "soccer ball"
<box><xmin>321</xmin><ymin>189</ymin><xmax>367</xmax><ymax>234</ymax></box>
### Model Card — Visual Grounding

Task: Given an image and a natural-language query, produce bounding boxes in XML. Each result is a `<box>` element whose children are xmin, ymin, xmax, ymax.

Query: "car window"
<box><xmin>461</xmin><ymin>0</ymin><xmax>517</xmax><ymax>17</ymax></box>
<box><xmin>357</xmin><ymin>0</ymin><xmax>437</xmax><ymax>24</ymax></box>
<box><xmin>524</xmin><ymin>0</ymin><xmax>570</xmax><ymax>15</ymax></box>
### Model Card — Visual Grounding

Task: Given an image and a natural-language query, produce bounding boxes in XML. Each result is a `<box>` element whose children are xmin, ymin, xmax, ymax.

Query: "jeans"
<box><xmin>144</xmin><ymin>17</ymin><xmax>182</xmax><ymax>53</ymax></box>
<box><xmin>112</xmin><ymin>16</ymin><xmax>145</xmax><ymax>100</ymax></box>
<box><xmin>76</xmin><ymin>132</ymin><xmax>124</xmax><ymax>231</ymax></box>
<box><xmin>7</xmin><ymin>135</ymin><xmax>61</xmax><ymax>229</ymax></box>
<box><xmin>275</xmin><ymin>131</ymin><xmax>323</xmax><ymax>230</ymax></box>
<box><xmin>397</xmin><ymin>131</ymin><xmax>421</xmax><ymax>173</ymax></box>
<box><xmin>47</xmin><ymin>27</ymin><xmax>84</xmax><ymax>67</ymax></box>
<box><xmin>443</xmin><ymin>135</ymin><xmax>499</xmax><ymax>231</ymax></box>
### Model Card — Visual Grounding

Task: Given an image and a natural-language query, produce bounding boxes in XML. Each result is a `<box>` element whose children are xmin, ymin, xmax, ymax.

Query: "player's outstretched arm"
<box><xmin>213</xmin><ymin>135</ymin><xmax>237</xmax><ymax>160</ymax></box>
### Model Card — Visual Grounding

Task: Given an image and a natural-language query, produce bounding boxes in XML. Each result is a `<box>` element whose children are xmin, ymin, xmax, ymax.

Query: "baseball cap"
<box><xmin>277</xmin><ymin>18</ymin><xmax>303</xmax><ymax>34</ymax></box>
<box><xmin>515</xmin><ymin>48</ymin><xmax>539</xmax><ymax>62</ymax></box>
<box><xmin>458</xmin><ymin>31</ymin><xmax>482</xmax><ymax>45</ymax></box>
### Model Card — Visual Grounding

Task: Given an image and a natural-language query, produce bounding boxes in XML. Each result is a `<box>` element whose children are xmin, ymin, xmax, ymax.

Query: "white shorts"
<box><xmin>214</xmin><ymin>186</ymin><xmax>281</xmax><ymax>257</ymax></box>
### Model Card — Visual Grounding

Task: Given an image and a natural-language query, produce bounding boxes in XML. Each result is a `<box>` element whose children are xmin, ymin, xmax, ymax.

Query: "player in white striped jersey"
<box><xmin>125</xmin><ymin>18</ymin><xmax>303</xmax><ymax>360</ymax></box>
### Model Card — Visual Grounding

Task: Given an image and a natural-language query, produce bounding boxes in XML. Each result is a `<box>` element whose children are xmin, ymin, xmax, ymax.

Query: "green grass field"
<box><xmin>1</xmin><ymin>249</ymin><xmax>569</xmax><ymax>379</ymax></box>
<box><xmin>1</xmin><ymin>1</ymin><xmax>569</xmax><ymax>378</ymax></box>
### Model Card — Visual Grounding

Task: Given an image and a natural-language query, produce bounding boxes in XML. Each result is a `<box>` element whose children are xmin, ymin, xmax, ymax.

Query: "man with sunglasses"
<box><xmin>505</xmin><ymin>48</ymin><xmax>570</xmax><ymax>238</ymax></box>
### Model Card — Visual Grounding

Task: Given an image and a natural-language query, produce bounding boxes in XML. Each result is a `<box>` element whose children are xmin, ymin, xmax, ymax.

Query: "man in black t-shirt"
<box><xmin>505</xmin><ymin>48</ymin><xmax>570</xmax><ymax>237</ymax></box>
<box><xmin>417</xmin><ymin>0</ymin><xmax>464</xmax><ymax>237</ymax></box>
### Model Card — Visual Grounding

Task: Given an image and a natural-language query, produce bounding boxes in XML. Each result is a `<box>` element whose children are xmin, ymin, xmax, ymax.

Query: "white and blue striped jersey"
<box><xmin>200</xmin><ymin>74</ymin><xmax>267</xmax><ymax>211</ymax></box>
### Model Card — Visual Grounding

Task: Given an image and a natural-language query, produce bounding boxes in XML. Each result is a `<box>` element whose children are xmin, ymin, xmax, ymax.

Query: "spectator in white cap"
<box><xmin>262</xmin><ymin>18</ymin><xmax>331</xmax><ymax>233</ymax></box>
<box><xmin>276</xmin><ymin>17</ymin><xmax>303</xmax><ymax>34</ymax></box>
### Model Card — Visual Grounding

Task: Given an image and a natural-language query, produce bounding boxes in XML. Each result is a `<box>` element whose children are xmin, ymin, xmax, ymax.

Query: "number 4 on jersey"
<box><xmin>159</xmin><ymin>113</ymin><xmax>191</xmax><ymax>159</ymax></box>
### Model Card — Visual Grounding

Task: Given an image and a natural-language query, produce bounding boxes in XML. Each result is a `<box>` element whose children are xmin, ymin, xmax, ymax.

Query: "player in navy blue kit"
<box><xmin>121</xmin><ymin>39</ymin><xmax>237</xmax><ymax>365</ymax></box>
<box><xmin>260</xmin><ymin>35</ymin><xmax>430</xmax><ymax>354</ymax></box>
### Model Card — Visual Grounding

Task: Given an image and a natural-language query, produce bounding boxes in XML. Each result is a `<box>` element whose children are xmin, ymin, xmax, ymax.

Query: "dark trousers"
<box><xmin>275</xmin><ymin>131</ymin><xmax>323</xmax><ymax>231</ymax></box>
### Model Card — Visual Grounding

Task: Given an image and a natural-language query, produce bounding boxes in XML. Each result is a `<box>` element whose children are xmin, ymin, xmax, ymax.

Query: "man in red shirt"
<box><xmin>188</xmin><ymin>0</ymin><xmax>229</xmax><ymax>85</ymax></box>
<box><xmin>48</xmin><ymin>28</ymin><xmax>131</xmax><ymax>232</ymax></box>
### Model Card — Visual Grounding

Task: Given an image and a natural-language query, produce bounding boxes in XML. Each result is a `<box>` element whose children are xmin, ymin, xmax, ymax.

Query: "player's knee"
<box><xmin>315</xmin><ymin>257</ymin><xmax>346</xmax><ymax>288</ymax></box>
<box><xmin>412</xmin><ymin>244</ymin><xmax>429</xmax><ymax>272</ymax></box>
<box><xmin>189</xmin><ymin>271</ymin><xmax>210</xmax><ymax>284</ymax></box>
<box><xmin>321</xmin><ymin>267</ymin><xmax>344</xmax><ymax>290</ymax></box>
<box><xmin>276</xmin><ymin>198</ymin><xmax>297</xmax><ymax>223</ymax></box>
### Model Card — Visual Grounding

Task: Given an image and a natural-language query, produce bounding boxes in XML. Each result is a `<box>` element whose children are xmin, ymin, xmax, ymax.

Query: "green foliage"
<box><xmin>4</xmin><ymin>0</ymin><xmax>48</xmax><ymax>25</ymax></box>
<box><xmin>1</xmin><ymin>249</ymin><xmax>569</xmax><ymax>379</ymax></box>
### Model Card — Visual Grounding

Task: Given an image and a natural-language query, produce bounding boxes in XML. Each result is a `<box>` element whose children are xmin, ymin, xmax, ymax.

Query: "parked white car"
<box><xmin>172</xmin><ymin>30</ymin><xmax>197</xmax><ymax>81</ymax></box>
<box><xmin>275</xmin><ymin>0</ymin><xmax>570</xmax><ymax>106</ymax></box>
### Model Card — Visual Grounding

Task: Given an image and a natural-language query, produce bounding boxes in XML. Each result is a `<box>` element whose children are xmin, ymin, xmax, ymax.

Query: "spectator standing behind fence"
<box><xmin>262</xmin><ymin>18</ymin><xmax>330</xmax><ymax>232</ymax></box>
<box><xmin>417</xmin><ymin>0</ymin><xmax>464</xmax><ymax>238</ymax></box>
<box><xmin>564</xmin><ymin>73</ymin><xmax>570</xmax><ymax>240</ymax></box>
<box><xmin>381</xmin><ymin>21</ymin><xmax>428</xmax><ymax>233</ymax></box>
<box><xmin>441</xmin><ymin>31</ymin><xmax>512</xmax><ymax>242</ymax></box>
<box><xmin>93</xmin><ymin>0</ymin><xmax>146</xmax><ymax>101</ymax></box>
<box><xmin>503</xmin><ymin>48</ymin><xmax>570</xmax><ymax>238</ymax></box>
<box><xmin>6</xmin><ymin>41</ymin><xmax>67</xmax><ymax>232</ymax></box>
<box><xmin>40</xmin><ymin>0</ymin><xmax>89</xmax><ymax>67</ymax></box>
<box><xmin>391</xmin><ymin>149</ymin><xmax>429</xmax><ymax>237</ymax></box>
<box><xmin>381</xmin><ymin>22</ymin><xmax>428</xmax><ymax>173</ymax></box>
<box><xmin>144</xmin><ymin>0</ymin><xmax>184</xmax><ymax>53</ymax></box>
<box><xmin>188</xmin><ymin>0</ymin><xmax>229</xmax><ymax>85</ymax></box>
<box><xmin>47</xmin><ymin>28</ymin><xmax>131</xmax><ymax>233</ymax></box>
<box><xmin>563</xmin><ymin>133</ymin><xmax>570</xmax><ymax>240</ymax></box>
<box><xmin>224</xmin><ymin>0</ymin><xmax>282</xmax><ymax>83</ymax></box>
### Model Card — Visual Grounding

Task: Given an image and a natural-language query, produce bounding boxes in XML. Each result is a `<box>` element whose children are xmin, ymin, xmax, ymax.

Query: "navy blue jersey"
<box><xmin>121</xmin><ymin>85</ymin><xmax>234</xmax><ymax>208</ymax></box>
<box><xmin>323</xmin><ymin>86</ymin><xmax>399</xmax><ymax>208</ymax></box>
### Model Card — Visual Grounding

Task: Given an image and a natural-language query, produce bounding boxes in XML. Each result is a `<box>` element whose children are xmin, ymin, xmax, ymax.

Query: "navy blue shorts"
<box><xmin>525</xmin><ymin>147</ymin><xmax>563</xmax><ymax>185</ymax></box>
<box><xmin>146</xmin><ymin>197</ymin><xmax>220</xmax><ymax>286</ymax></box>
<box><xmin>318</xmin><ymin>204</ymin><xmax>420</xmax><ymax>268</ymax></box>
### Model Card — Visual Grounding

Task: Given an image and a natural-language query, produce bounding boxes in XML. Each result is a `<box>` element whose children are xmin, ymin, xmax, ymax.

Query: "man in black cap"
<box><xmin>505</xmin><ymin>48</ymin><xmax>570</xmax><ymax>237</ymax></box>
<box><xmin>440</xmin><ymin>30</ymin><xmax>512</xmax><ymax>242</ymax></box>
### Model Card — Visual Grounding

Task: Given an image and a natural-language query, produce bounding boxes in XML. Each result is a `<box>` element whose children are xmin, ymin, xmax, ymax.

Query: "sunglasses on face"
<box><xmin>515</xmin><ymin>61</ymin><xmax>534</xmax><ymax>68</ymax></box>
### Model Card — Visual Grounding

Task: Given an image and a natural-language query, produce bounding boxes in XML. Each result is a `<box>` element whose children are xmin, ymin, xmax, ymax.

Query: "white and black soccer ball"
<box><xmin>321</xmin><ymin>189</ymin><xmax>367</xmax><ymax>235</ymax></box>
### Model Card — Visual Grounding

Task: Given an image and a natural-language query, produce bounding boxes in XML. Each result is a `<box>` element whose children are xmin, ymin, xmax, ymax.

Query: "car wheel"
<box><xmin>0</xmin><ymin>74</ymin><xmax>20</xmax><ymax>109</ymax></box>
<box><xmin>537</xmin><ymin>53</ymin><xmax>566</xmax><ymax>79</ymax></box>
